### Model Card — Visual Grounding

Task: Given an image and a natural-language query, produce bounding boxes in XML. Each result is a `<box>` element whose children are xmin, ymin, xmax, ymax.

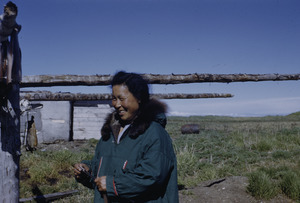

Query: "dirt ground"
<box><xmin>178</xmin><ymin>176</ymin><xmax>295</xmax><ymax>203</ymax></box>
<box><xmin>34</xmin><ymin>140</ymin><xmax>295</xmax><ymax>203</ymax></box>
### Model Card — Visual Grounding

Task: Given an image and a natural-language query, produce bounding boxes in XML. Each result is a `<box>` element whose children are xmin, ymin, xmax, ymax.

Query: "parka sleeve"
<box><xmin>79</xmin><ymin>140</ymin><xmax>102</xmax><ymax>188</ymax></box>
<box><xmin>106</xmin><ymin>125</ymin><xmax>176</xmax><ymax>199</ymax></box>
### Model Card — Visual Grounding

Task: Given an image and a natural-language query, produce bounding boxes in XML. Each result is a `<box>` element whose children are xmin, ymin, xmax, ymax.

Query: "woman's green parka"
<box><xmin>81</xmin><ymin>99</ymin><xmax>179</xmax><ymax>202</ymax></box>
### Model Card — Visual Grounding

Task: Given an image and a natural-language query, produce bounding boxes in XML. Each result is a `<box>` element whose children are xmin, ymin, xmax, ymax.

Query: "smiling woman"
<box><xmin>74</xmin><ymin>71</ymin><xmax>179</xmax><ymax>202</ymax></box>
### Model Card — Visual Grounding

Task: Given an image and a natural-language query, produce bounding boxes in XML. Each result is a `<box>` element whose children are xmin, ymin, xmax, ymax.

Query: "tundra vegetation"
<box><xmin>20</xmin><ymin>112</ymin><xmax>300</xmax><ymax>202</ymax></box>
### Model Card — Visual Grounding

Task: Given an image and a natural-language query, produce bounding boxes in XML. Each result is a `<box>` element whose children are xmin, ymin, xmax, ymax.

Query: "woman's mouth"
<box><xmin>118</xmin><ymin>110</ymin><xmax>126</xmax><ymax>116</ymax></box>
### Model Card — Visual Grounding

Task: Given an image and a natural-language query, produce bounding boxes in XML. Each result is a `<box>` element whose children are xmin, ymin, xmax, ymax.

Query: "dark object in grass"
<box><xmin>205</xmin><ymin>178</ymin><xmax>226</xmax><ymax>187</ymax></box>
<box><xmin>181</xmin><ymin>124</ymin><xmax>200</xmax><ymax>134</ymax></box>
<box><xmin>19</xmin><ymin>189</ymin><xmax>79</xmax><ymax>202</ymax></box>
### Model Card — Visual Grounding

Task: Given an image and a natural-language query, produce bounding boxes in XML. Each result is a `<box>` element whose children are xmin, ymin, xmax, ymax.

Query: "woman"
<box><xmin>74</xmin><ymin>71</ymin><xmax>179</xmax><ymax>202</ymax></box>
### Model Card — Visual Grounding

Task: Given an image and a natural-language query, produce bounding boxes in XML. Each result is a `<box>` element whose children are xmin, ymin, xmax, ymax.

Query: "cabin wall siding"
<box><xmin>73</xmin><ymin>104</ymin><xmax>113</xmax><ymax>140</ymax></box>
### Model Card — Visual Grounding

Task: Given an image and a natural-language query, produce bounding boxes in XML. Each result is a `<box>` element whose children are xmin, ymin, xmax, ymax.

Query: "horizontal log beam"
<box><xmin>20</xmin><ymin>73</ymin><xmax>300</xmax><ymax>87</ymax></box>
<box><xmin>20</xmin><ymin>91</ymin><xmax>233</xmax><ymax>101</ymax></box>
<box><xmin>151</xmin><ymin>93</ymin><xmax>233</xmax><ymax>99</ymax></box>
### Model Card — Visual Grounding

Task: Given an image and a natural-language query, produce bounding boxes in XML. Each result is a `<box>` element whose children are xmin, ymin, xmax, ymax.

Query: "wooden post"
<box><xmin>69</xmin><ymin>101</ymin><xmax>74</xmax><ymax>141</ymax></box>
<box><xmin>0</xmin><ymin>83</ymin><xmax>21</xmax><ymax>202</ymax></box>
<box><xmin>0</xmin><ymin>2</ymin><xmax>22</xmax><ymax>200</ymax></box>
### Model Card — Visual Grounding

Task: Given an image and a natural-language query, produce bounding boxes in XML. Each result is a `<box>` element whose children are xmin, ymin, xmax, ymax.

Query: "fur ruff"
<box><xmin>101</xmin><ymin>99</ymin><xmax>167</xmax><ymax>141</ymax></box>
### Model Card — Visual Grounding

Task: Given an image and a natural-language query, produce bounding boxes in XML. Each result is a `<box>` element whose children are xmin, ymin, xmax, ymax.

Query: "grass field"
<box><xmin>20</xmin><ymin>112</ymin><xmax>300</xmax><ymax>202</ymax></box>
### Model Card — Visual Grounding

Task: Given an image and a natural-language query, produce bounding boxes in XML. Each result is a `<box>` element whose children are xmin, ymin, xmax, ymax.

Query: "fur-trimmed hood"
<box><xmin>101</xmin><ymin>99</ymin><xmax>167</xmax><ymax>141</ymax></box>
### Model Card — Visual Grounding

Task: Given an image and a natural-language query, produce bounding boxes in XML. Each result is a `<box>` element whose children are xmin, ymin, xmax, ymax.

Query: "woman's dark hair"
<box><xmin>111</xmin><ymin>71</ymin><xmax>150</xmax><ymax>105</ymax></box>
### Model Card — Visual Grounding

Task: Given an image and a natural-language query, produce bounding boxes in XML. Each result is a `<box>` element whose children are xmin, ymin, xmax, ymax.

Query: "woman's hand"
<box><xmin>95</xmin><ymin>176</ymin><xmax>107</xmax><ymax>191</ymax></box>
<box><xmin>73</xmin><ymin>163</ymin><xmax>89</xmax><ymax>179</ymax></box>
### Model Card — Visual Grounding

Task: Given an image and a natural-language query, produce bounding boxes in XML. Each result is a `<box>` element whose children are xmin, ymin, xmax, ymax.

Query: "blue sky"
<box><xmin>11</xmin><ymin>0</ymin><xmax>300</xmax><ymax>116</ymax></box>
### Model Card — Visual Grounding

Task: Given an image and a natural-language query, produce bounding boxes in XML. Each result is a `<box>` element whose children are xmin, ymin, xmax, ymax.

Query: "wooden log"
<box><xmin>152</xmin><ymin>93</ymin><xmax>233</xmax><ymax>99</ymax></box>
<box><xmin>20</xmin><ymin>73</ymin><xmax>300</xmax><ymax>87</ymax></box>
<box><xmin>20</xmin><ymin>91</ymin><xmax>233</xmax><ymax>101</ymax></box>
<box><xmin>21</xmin><ymin>74</ymin><xmax>112</xmax><ymax>87</ymax></box>
<box><xmin>19</xmin><ymin>189</ymin><xmax>79</xmax><ymax>202</ymax></box>
<box><xmin>0</xmin><ymin>8</ymin><xmax>22</xmax><ymax>201</ymax></box>
<box><xmin>0</xmin><ymin>84</ymin><xmax>21</xmax><ymax>202</ymax></box>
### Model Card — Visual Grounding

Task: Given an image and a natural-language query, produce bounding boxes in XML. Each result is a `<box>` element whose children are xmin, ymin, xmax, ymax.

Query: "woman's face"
<box><xmin>112</xmin><ymin>84</ymin><xmax>140</xmax><ymax>123</ymax></box>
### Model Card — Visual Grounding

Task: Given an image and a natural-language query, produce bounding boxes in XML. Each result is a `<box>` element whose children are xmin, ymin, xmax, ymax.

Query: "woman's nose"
<box><xmin>114</xmin><ymin>99</ymin><xmax>121</xmax><ymax>108</ymax></box>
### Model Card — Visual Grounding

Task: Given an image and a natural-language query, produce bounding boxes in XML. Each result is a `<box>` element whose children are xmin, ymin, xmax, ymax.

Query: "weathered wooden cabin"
<box><xmin>20</xmin><ymin>100</ymin><xmax>113</xmax><ymax>143</ymax></box>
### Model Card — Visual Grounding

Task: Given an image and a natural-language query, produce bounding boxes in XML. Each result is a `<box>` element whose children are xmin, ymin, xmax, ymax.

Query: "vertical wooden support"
<box><xmin>0</xmin><ymin>2</ymin><xmax>22</xmax><ymax>199</ymax></box>
<box><xmin>69</xmin><ymin>101</ymin><xmax>74</xmax><ymax>141</ymax></box>
<box><xmin>0</xmin><ymin>83</ymin><xmax>21</xmax><ymax>202</ymax></box>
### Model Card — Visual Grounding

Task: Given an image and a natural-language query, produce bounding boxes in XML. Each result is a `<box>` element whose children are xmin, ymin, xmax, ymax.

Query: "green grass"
<box><xmin>246</xmin><ymin>166</ymin><xmax>300</xmax><ymax>201</ymax></box>
<box><xmin>20</xmin><ymin>139</ymin><xmax>96</xmax><ymax>201</ymax></box>
<box><xmin>247</xmin><ymin>170</ymin><xmax>278</xmax><ymax>199</ymax></box>
<box><xmin>279</xmin><ymin>170</ymin><xmax>300</xmax><ymax>200</ymax></box>
<box><xmin>168</xmin><ymin>113</ymin><xmax>300</xmax><ymax>200</ymax></box>
<box><xmin>20</xmin><ymin>112</ymin><xmax>300</xmax><ymax>202</ymax></box>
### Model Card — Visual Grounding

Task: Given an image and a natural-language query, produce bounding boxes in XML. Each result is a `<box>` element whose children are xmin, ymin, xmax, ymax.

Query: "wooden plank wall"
<box><xmin>73</xmin><ymin>104</ymin><xmax>113</xmax><ymax>140</ymax></box>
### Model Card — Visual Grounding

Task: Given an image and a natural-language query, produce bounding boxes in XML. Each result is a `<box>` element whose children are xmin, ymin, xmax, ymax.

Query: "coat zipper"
<box><xmin>97</xmin><ymin>156</ymin><xmax>103</xmax><ymax>177</ymax></box>
<box><xmin>96</xmin><ymin>157</ymin><xmax>108</xmax><ymax>202</ymax></box>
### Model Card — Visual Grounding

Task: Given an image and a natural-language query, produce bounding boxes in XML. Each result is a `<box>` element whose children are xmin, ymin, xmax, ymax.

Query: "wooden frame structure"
<box><xmin>1</xmin><ymin>72</ymin><xmax>299</xmax><ymax>202</ymax></box>
<box><xmin>20</xmin><ymin>91</ymin><xmax>234</xmax><ymax>101</ymax></box>
<box><xmin>21</xmin><ymin>73</ymin><xmax>300</xmax><ymax>87</ymax></box>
